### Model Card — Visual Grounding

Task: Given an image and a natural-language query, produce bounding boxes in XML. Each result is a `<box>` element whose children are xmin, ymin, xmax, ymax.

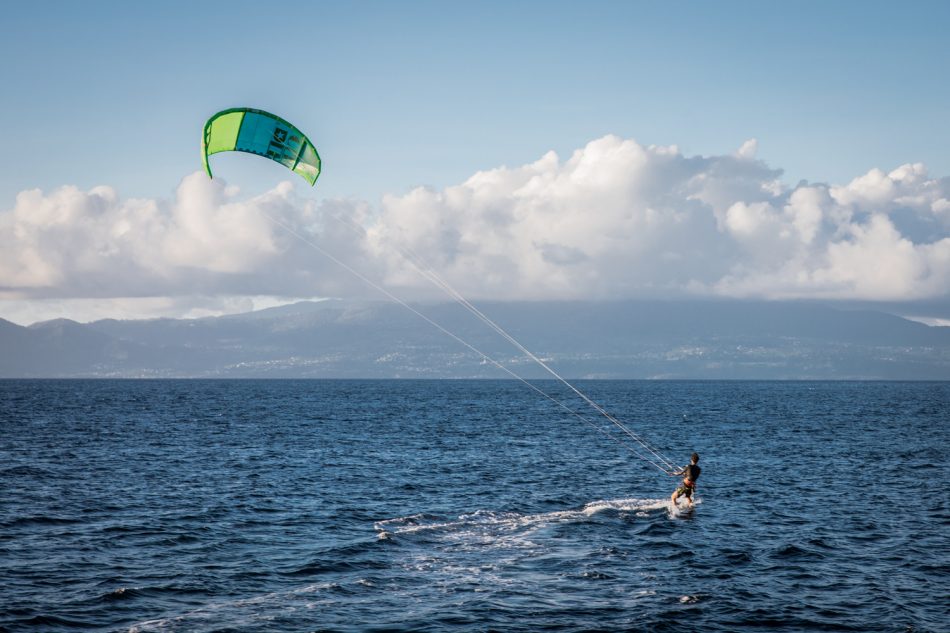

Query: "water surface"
<box><xmin>1</xmin><ymin>380</ymin><xmax>947</xmax><ymax>631</ymax></box>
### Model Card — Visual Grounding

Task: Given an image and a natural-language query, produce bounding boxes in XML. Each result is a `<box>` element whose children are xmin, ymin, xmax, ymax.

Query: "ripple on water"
<box><xmin>1</xmin><ymin>379</ymin><xmax>947</xmax><ymax>632</ymax></box>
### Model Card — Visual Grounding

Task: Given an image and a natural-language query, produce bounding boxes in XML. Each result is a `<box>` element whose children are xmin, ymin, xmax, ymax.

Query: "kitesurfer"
<box><xmin>670</xmin><ymin>452</ymin><xmax>700</xmax><ymax>507</ymax></box>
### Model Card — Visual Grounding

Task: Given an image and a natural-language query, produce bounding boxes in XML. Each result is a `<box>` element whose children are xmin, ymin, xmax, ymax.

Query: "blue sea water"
<box><xmin>1</xmin><ymin>379</ymin><xmax>947</xmax><ymax>632</ymax></box>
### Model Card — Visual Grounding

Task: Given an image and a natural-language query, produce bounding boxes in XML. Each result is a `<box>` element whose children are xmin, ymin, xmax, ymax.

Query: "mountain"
<box><xmin>1</xmin><ymin>300</ymin><xmax>948</xmax><ymax>379</ymax></box>
<box><xmin>0</xmin><ymin>318</ymin><xmax>144</xmax><ymax>377</ymax></box>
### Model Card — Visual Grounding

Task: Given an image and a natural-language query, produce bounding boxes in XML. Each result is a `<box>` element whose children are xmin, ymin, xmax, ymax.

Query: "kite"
<box><xmin>201</xmin><ymin>108</ymin><xmax>321</xmax><ymax>185</ymax></box>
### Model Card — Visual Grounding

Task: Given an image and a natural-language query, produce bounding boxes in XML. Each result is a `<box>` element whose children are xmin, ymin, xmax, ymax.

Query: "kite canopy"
<box><xmin>201</xmin><ymin>108</ymin><xmax>321</xmax><ymax>185</ymax></box>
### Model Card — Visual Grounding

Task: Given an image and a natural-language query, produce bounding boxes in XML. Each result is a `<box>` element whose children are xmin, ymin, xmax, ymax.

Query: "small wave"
<box><xmin>15</xmin><ymin>614</ymin><xmax>93</xmax><ymax>628</ymax></box>
<box><xmin>282</xmin><ymin>539</ymin><xmax>389</xmax><ymax>577</ymax></box>
<box><xmin>721</xmin><ymin>549</ymin><xmax>754</xmax><ymax>565</ymax></box>
<box><xmin>158</xmin><ymin>533</ymin><xmax>201</xmax><ymax>546</ymax></box>
<box><xmin>771</xmin><ymin>543</ymin><xmax>826</xmax><ymax>562</ymax></box>
<box><xmin>84</xmin><ymin>583</ymin><xmax>214</xmax><ymax>607</ymax></box>
<box><xmin>373</xmin><ymin>512</ymin><xmax>441</xmax><ymax>529</ymax></box>
<box><xmin>0</xmin><ymin>464</ymin><xmax>54</xmax><ymax>478</ymax></box>
<box><xmin>285</xmin><ymin>557</ymin><xmax>388</xmax><ymax>577</ymax></box>
<box><xmin>1</xmin><ymin>515</ymin><xmax>83</xmax><ymax>528</ymax></box>
<box><xmin>98</xmin><ymin>587</ymin><xmax>144</xmax><ymax>602</ymax></box>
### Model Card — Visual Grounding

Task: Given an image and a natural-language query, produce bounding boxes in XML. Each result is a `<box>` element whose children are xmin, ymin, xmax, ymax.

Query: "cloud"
<box><xmin>2</xmin><ymin>135</ymin><xmax>949</xmax><ymax>322</ymax></box>
<box><xmin>0</xmin><ymin>173</ymin><xmax>377</xmax><ymax>305</ymax></box>
<box><xmin>371</xmin><ymin>136</ymin><xmax>950</xmax><ymax>302</ymax></box>
<box><xmin>735</xmin><ymin>138</ymin><xmax>758</xmax><ymax>159</ymax></box>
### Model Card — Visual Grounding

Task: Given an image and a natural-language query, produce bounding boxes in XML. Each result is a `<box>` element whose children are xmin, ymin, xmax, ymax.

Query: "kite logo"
<box><xmin>273</xmin><ymin>128</ymin><xmax>288</xmax><ymax>144</ymax></box>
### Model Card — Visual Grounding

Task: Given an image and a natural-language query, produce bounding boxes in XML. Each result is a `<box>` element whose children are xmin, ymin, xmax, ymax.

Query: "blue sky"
<box><xmin>1</xmin><ymin>1</ymin><xmax>949</xmax><ymax>324</ymax></box>
<box><xmin>3</xmin><ymin>0</ymin><xmax>948</xmax><ymax>202</ymax></box>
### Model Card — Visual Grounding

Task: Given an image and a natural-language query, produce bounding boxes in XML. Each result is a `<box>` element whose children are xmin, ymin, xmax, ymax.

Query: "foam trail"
<box><xmin>375</xmin><ymin>497</ymin><xmax>672</xmax><ymax>538</ymax></box>
<box><xmin>128</xmin><ymin>582</ymin><xmax>337</xmax><ymax>632</ymax></box>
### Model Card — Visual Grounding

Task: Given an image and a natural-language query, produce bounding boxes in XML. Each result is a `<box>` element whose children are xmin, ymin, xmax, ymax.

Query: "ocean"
<box><xmin>1</xmin><ymin>379</ymin><xmax>947</xmax><ymax>632</ymax></box>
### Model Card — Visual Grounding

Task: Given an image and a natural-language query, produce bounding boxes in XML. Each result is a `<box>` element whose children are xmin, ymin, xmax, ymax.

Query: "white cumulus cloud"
<box><xmin>2</xmin><ymin>135</ymin><xmax>949</xmax><ymax>323</ymax></box>
<box><xmin>0</xmin><ymin>173</ymin><xmax>377</xmax><ymax>306</ymax></box>
<box><xmin>370</xmin><ymin>136</ymin><xmax>950</xmax><ymax>303</ymax></box>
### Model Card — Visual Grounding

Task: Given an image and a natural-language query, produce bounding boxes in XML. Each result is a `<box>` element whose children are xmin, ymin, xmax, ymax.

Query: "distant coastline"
<box><xmin>2</xmin><ymin>299</ymin><xmax>948</xmax><ymax>380</ymax></box>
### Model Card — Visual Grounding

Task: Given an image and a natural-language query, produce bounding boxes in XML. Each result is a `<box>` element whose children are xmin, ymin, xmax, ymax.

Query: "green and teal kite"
<box><xmin>201</xmin><ymin>108</ymin><xmax>321</xmax><ymax>185</ymax></box>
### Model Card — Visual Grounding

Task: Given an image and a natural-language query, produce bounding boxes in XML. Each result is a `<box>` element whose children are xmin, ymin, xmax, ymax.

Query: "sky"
<box><xmin>1</xmin><ymin>0</ymin><xmax>949</xmax><ymax>325</ymax></box>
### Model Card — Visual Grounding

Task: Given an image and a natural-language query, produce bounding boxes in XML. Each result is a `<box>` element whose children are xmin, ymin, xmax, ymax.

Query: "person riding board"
<box><xmin>670</xmin><ymin>452</ymin><xmax>700</xmax><ymax>507</ymax></box>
